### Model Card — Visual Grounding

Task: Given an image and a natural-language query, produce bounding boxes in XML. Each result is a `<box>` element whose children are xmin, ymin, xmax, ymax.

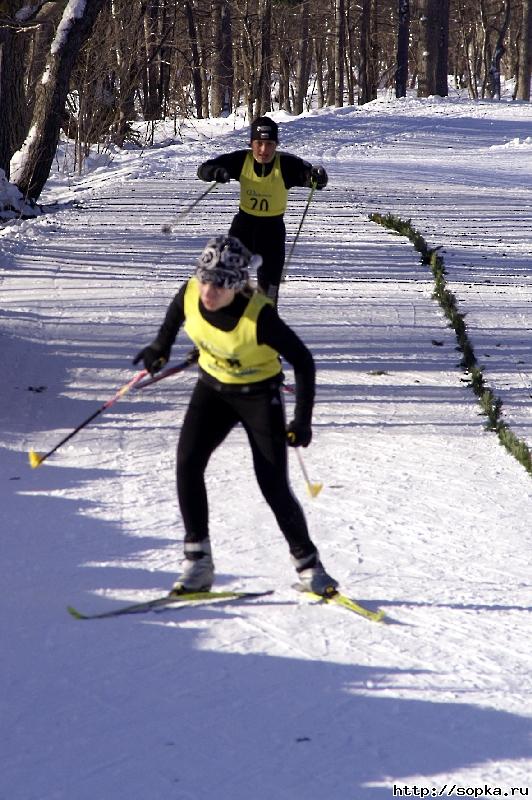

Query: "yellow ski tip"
<box><xmin>308</xmin><ymin>482</ymin><xmax>323</xmax><ymax>498</ymax></box>
<box><xmin>28</xmin><ymin>450</ymin><xmax>44</xmax><ymax>469</ymax></box>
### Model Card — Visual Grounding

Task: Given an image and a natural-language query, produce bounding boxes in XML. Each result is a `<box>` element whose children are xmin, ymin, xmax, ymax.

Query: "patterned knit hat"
<box><xmin>196</xmin><ymin>235</ymin><xmax>262</xmax><ymax>290</ymax></box>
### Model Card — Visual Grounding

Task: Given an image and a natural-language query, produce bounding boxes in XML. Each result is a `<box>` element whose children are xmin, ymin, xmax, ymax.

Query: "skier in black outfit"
<box><xmin>133</xmin><ymin>235</ymin><xmax>337</xmax><ymax>596</ymax></box>
<box><xmin>197</xmin><ymin>116</ymin><xmax>328</xmax><ymax>304</ymax></box>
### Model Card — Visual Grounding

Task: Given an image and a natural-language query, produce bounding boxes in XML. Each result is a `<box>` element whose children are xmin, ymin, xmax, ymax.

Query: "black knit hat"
<box><xmin>250</xmin><ymin>116</ymin><xmax>279</xmax><ymax>143</ymax></box>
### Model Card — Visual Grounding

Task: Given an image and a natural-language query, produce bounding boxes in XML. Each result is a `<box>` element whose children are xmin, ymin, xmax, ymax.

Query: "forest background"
<box><xmin>0</xmin><ymin>0</ymin><xmax>531</xmax><ymax>209</ymax></box>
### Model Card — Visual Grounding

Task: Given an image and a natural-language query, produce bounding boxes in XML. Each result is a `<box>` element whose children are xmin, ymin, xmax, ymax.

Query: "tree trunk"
<box><xmin>143</xmin><ymin>0</ymin><xmax>161</xmax><ymax>119</ymax></box>
<box><xmin>436</xmin><ymin>0</ymin><xmax>450</xmax><ymax>96</ymax></box>
<box><xmin>315</xmin><ymin>39</ymin><xmax>325</xmax><ymax>108</ymax></box>
<box><xmin>395</xmin><ymin>0</ymin><xmax>410</xmax><ymax>97</ymax></box>
<box><xmin>12</xmin><ymin>0</ymin><xmax>108</xmax><ymax>200</ymax></box>
<box><xmin>359</xmin><ymin>0</ymin><xmax>377</xmax><ymax>104</ymax></box>
<box><xmin>254</xmin><ymin>0</ymin><xmax>272</xmax><ymax>116</ymax></box>
<box><xmin>516</xmin><ymin>0</ymin><xmax>532</xmax><ymax>100</ymax></box>
<box><xmin>158</xmin><ymin>0</ymin><xmax>172</xmax><ymax>118</ymax></box>
<box><xmin>326</xmin><ymin>38</ymin><xmax>335</xmax><ymax>106</ymax></box>
<box><xmin>25</xmin><ymin>1</ymin><xmax>69</xmax><ymax>116</ymax></box>
<box><xmin>183</xmin><ymin>0</ymin><xmax>203</xmax><ymax>118</ymax></box>
<box><xmin>294</xmin><ymin>1</ymin><xmax>310</xmax><ymax>115</ymax></box>
<box><xmin>455</xmin><ymin>0</ymin><xmax>478</xmax><ymax>98</ymax></box>
<box><xmin>0</xmin><ymin>24</ymin><xmax>27</xmax><ymax>177</ymax></box>
<box><xmin>334</xmin><ymin>0</ymin><xmax>345</xmax><ymax>107</ymax></box>
<box><xmin>487</xmin><ymin>0</ymin><xmax>511</xmax><ymax>100</ymax></box>
<box><xmin>278</xmin><ymin>47</ymin><xmax>291</xmax><ymax>112</ymax></box>
<box><xmin>210</xmin><ymin>0</ymin><xmax>233</xmax><ymax>116</ymax></box>
<box><xmin>345</xmin><ymin>5</ymin><xmax>356</xmax><ymax>105</ymax></box>
<box><xmin>417</xmin><ymin>0</ymin><xmax>439</xmax><ymax>97</ymax></box>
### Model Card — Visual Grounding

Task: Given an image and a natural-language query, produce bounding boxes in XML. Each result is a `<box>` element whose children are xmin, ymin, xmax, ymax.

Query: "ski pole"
<box><xmin>281</xmin><ymin>182</ymin><xmax>316</xmax><ymax>283</ymax></box>
<box><xmin>283</xmin><ymin>384</ymin><xmax>322</xmax><ymax>497</ymax></box>
<box><xmin>287</xmin><ymin>432</ymin><xmax>323</xmax><ymax>498</ymax></box>
<box><xmin>294</xmin><ymin>447</ymin><xmax>323</xmax><ymax>498</ymax></box>
<box><xmin>134</xmin><ymin>348</ymin><xmax>199</xmax><ymax>390</ymax></box>
<box><xmin>161</xmin><ymin>182</ymin><xmax>218</xmax><ymax>234</ymax></box>
<box><xmin>28</xmin><ymin>369</ymin><xmax>148</xmax><ymax>469</ymax></box>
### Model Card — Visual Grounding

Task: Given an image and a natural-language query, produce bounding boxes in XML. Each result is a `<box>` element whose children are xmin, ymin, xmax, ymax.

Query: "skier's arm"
<box><xmin>197</xmin><ymin>151</ymin><xmax>248</xmax><ymax>183</ymax></box>
<box><xmin>133</xmin><ymin>284</ymin><xmax>187</xmax><ymax>374</ymax></box>
<box><xmin>279</xmin><ymin>153</ymin><xmax>328</xmax><ymax>190</ymax></box>
<box><xmin>257</xmin><ymin>305</ymin><xmax>315</xmax><ymax>433</ymax></box>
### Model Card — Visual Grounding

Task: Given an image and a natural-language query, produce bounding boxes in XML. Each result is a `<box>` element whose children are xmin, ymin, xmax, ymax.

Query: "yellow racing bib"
<box><xmin>183</xmin><ymin>278</ymin><xmax>281</xmax><ymax>384</ymax></box>
<box><xmin>239</xmin><ymin>152</ymin><xmax>288</xmax><ymax>217</ymax></box>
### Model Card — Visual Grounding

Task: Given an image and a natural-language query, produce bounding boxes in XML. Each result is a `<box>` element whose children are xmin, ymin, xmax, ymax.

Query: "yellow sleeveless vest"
<box><xmin>183</xmin><ymin>278</ymin><xmax>281</xmax><ymax>384</ymax></box>
<box><xmin>239</xmin><ymin>152</ymin><xmax>288</xmax><ymax>217</ymax></box>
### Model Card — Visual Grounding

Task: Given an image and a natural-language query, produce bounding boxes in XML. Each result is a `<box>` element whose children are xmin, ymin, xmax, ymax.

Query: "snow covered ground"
<box><xmin>1</xmin><ymin>96</ymin><xmax>531</xmax><ymax>799</ymax></box>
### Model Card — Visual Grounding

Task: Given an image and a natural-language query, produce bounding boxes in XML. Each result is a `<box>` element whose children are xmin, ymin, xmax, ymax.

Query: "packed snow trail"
<box><xmin>1</xmin><ymin>100</ymin><xmax>531</xmax><ymax>800</ymax></box>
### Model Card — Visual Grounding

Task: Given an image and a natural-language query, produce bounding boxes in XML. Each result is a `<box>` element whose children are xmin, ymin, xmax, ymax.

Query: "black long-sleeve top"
<box><xmin>198</xmin><ymin>149</ymin><xmax>315</xmax><ymax>194</ymax></box>
<box><xmin>149</xmin><ymin>283</ymin><xmax>315</xmax><ymax>425</ymax></box>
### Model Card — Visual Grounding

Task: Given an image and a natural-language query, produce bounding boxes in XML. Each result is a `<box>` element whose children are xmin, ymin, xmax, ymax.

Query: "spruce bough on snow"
<box><xmin>370</xmin><ymin>212</ymin><xmax>531</xmax><ymax>476</ymax></box>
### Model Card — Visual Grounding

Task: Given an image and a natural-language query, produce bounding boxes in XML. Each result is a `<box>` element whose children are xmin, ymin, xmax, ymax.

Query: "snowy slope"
<box><xmin>1</xmin><ymin>97</ymin><xmax>531</xmax><ymax>800</ymax></box>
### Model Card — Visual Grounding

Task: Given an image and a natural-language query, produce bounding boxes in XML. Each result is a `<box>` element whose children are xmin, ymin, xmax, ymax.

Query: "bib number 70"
<box><xmin>250</xmin><ymin>197</ymin><xmax>269</xmax><ymax>212</ymax></box>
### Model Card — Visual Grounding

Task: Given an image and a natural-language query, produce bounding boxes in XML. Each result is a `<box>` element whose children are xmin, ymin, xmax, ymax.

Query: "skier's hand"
<box><xmin>310</xmin><ymin>166</ymin><xmax>328</xmax><ymax>189</ymax></box>
<box><xmin>133</xmin><ymin>346</ymin><xmax>167</xmax><ymax>376</ymax></box>
<box><xmin>213</xmin><ymin>167</ymin><xmax>230</xmax><ymax>183</ymax></box>
<box><xmin>286</xmin><ymin>420</ymin><xmax>312</xmax><ymax>448</ymax></box>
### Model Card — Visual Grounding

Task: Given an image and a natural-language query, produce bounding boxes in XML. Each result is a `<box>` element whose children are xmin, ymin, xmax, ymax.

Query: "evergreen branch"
<box><xmin>369</xmin><ymin>212</ymin><xmax>531</xmax><ymax>476</ymax></box>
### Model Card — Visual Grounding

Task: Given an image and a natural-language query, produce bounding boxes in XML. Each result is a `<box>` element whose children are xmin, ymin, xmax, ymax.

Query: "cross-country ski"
<box><xmin>67</xmin><ymin>590</ymin><xmax>273</xmax><ymax>620</ymax></box>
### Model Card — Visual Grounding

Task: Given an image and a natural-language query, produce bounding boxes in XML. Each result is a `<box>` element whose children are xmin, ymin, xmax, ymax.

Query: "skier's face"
<box><xmin>199</xmin><ymin>281</ymin><xmax>236</xmax><ymax>311</ymax></box>
<box><xmin>251</xmin><ymin>139</ymin><xmax>277</xmax><ymax>163</ymax></box>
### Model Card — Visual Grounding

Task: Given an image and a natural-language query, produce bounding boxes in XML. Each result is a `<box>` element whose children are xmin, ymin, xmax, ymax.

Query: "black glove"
<box><xmin>286</xmin><ymin>420</ymin><xmax>312</xmax><ymax>448</ymax></box>
<box><xmin>213</xmin><ymin>166</ymin><xmax>230</xmax><ymax>183</ymax></box>
<box><xmin>133</xmin><ymin>346</ymin><xmax>167</xmax><ymax>376</ymax></box>
<box><xmin>310</xmin><ymin>165</ymin><xmax>328</xmax><ymax>189</ymax></box>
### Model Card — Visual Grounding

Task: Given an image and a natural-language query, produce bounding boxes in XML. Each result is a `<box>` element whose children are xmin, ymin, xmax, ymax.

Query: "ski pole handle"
<box><xmin>134</xmin><ymin>348</ymin><xmax>199</xmax><ymax>390</ymax></box>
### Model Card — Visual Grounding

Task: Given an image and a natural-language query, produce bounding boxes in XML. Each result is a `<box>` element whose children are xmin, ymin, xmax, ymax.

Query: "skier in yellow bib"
<box><xmin>197</xmin><ymin>117</ymin><xmax>328</xmax><ymax>304</ymax></box>
<box><xmin>133</xmin><ymin>235</ymin><xmax>337</xmax><ymax>596</ymax></box>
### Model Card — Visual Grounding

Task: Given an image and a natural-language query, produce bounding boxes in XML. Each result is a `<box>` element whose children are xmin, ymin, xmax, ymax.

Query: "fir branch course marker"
<box><xmin>369</xmin><ymin>212</ymin><xmax>531</xmax><ymax>476</ymax></box>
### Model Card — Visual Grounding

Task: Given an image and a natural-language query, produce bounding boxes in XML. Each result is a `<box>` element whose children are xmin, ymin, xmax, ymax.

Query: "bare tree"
<box><xmin>254</xmin><ymin>0</ymin><xmax>272</xmax><ymax>116</ymax></box>
<box><xmin>334</xmin><ymin>0</ymin><xmax>345</xmax><ymax>106</ymax></box>
<box><xmin>143</xmin><ymin>0</ymin><xmax>161</xmax><ymax>119</ymax></box>
<box><xmin>108</xmin><ymin>0</ymin><xmax>144</xmax><ymax>146</ymax></box>
<box><xmin>516</xmin><ymin>0</ymin><xmax>532</xmax><ymax>100</ymax></box>
<box><xmin>455</xmin><ymin>0</ymin><xmax>479</xmax><ymax>98</ymax></box>
<box><xmin>210</xmin><ymin>0</ymin><xmax>233</xmax><ymax>115</ymax></box>
<box><xmin>436</xmin><ymin>0</ymin><xmax>450</xmax><ymax>96</ymax></box>
<box><xmin>345</xmin><ymin>0</ymin><xmax>357</xmax><ymax>105</ymax></box>
<box><xmin>359</xmin><ymin>0</ymin><xmax>378</xmax><ymax>104</ymax></box>
<box><xmin>12</xmin><ymin>0</ymin><xmax>108</xmax><ymax>200</ymax></box>
<box><xmin>417</xmin><ymin>0</ymin><xmax>438</xmax><ymax>97</ymax></box>
<box><xmin>24</xmin><ymin>1</ymin><xmax>69</xmax><ymax>115</ymax></box>
<box><xmin>0</xmin><ymin>2</ymin><xmax>28</xmax><ymax>177</ymax></box>
<box><xmin>483</xmin><ymin>0</ymin><xmax>511</xmax><ymax>99</ymax></box>
<box><xmin>395</xmin><ymin>0</ymin><xmax>410</xmax><ymax>97</ymax></box>
<box><xmin>183</xmin><ymin>0</ymin><xmax>204</xmax><ymax>118</ymax></box>
<box><xmin>293</xmin><ymin>1</ymin><xmax>310</xmax><ymax>115</ymax></box>
<box><xmin>4</xmin><ymin>0</ymin><xmax>530</xmax><ymax>199</ymax></box>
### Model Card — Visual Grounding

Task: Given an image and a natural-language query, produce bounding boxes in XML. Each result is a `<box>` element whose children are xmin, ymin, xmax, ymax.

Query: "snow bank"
<box><xmin>489</xmin><ymin>136</ymin><xmax>532</xmax><ymax>149</ymax></box>
<box><xmin>0</xmin><ymin>169</ymin><xmax>41</xmax><ymax>221</ymax></box>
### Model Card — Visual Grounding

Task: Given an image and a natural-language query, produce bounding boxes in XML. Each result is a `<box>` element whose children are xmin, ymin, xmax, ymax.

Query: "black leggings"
<box><xmin>176</xmin><ymin>380</ymin><xmax>316</xmax><ymax>561</ymax></box>
<box><xmin>229</xmin><ymin>211</ymin><xmax>285</xmax><ymax>294</ymax></box>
